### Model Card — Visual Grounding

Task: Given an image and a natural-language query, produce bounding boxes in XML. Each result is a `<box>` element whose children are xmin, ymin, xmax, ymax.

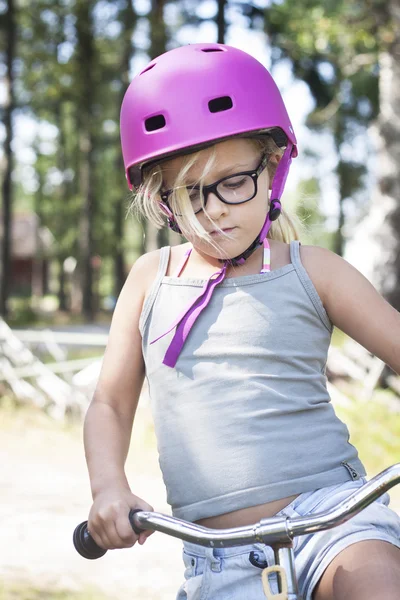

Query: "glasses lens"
<box><xmin>217</xmin><ymin>174</ymin><xmax>255</xmax><ymax>203</ymax></box>
<box><xmin>187</xmin><ymin>174</ymin><xmax>256</xmax><ymax>214</ymax></box>
<box><xmin>188</xmin><ymin>187</ymin><xmax>203</xmax><ymax>214</ymax></box>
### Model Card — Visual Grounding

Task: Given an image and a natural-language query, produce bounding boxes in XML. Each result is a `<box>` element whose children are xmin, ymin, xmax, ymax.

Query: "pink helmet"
<box><xmin>120</xmin><ymin>43</ymin><xmax>297</xmax><ymax>191</ymax></box>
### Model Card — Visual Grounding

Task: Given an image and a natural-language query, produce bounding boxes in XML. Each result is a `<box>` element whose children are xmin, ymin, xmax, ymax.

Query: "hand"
<box><xmin>87</xmin><ymin>486</ymin><xmax>154</xmax><ymax>550</ymax></box>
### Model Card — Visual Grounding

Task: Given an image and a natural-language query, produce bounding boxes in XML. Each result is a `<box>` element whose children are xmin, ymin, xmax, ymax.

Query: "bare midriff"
<box><xmin>195</xmin><ymin>495</ymin><xmax>299</xmax><ymax>529</ymax></box>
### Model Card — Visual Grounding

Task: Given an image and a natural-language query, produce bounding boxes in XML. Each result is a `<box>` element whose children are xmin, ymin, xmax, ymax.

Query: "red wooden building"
<box><xmin>8</xmin><ymin>213</ymin><xmax>54</xmax><ymax>296</ymax></box>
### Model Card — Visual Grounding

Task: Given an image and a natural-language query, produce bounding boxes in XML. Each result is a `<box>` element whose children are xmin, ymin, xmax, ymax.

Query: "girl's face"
<box><xmin>162</xmin><ymin>138</ymin><xmax>271</xmax><ymax>261</ymax></box>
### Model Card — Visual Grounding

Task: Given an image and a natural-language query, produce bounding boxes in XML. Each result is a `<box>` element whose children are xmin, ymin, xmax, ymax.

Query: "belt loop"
<box><xmin>210</xmin><ymin>555</ymin><xmax>222</xmax><ymax>572</ymax></box>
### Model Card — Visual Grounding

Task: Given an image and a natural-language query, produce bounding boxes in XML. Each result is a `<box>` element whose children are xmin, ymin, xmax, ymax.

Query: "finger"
<box><xmin>88</xmin><ymin>525</ymin><xmax>112</xmax><ymax>550</ymax></box>
<box><xmin>138</xmin><ymin>529</ymin><xmax>154</xmax><ymax>545</ymax></box>
<box><xmin>115</xmin><ymin>514</ymin><xmax>138</xmax><ymax>548</ymax></box>
<box><xmin>90</xmin><ymin>518</ymin><xmax>123</xmax><ymax>550</ymax></box>
<box><xmin>104</xmin><ymin>520</ymin><xmax>130</xmax><ymax>549</ymax></box>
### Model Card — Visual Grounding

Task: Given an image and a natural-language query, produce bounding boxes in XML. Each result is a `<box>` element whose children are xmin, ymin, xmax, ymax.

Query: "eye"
<box><xmin>188</xmin><ymin>187</ymin><xmax>201</xmax><ymax>202</ymax></box>
<box><xmin>222</xmin><ymin>176</ymin><xmax>247</xmax><ymax>189</ymax></box>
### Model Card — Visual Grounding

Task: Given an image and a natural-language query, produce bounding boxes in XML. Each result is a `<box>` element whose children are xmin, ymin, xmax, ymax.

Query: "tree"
<box><xmin>361</xmin><ymin>0</ymin><xmax>400</xmax><ymax>309</ymax></box>
<box><xmin>262</xmin><ymin>0</ymin><xmax>400</xmax><ymax>309</ymax></box>
<box><xmin>263</xmin><ymin>0</ymin><xmax>379</xmax><ymax>257</ymax></box>
<box><xmin>73</xmin><ymin>0</ymin><xmax>97</xmax><ymax>319</ymax></box>
<box><xmin>0</xmin><ymin>0</ymin><xmax>17</xmax><ymax>318</ymax></box>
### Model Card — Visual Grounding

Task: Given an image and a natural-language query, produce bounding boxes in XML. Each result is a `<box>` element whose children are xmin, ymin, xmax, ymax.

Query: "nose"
<box><xmin>204</xmin><ymin>191</ymin><xmax>229</xmax><ymax>219</ymax></box>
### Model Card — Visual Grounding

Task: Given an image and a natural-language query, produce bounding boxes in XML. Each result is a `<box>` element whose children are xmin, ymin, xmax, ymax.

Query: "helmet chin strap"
<box><xmin>222</xmin><ymin>199</ymin><xmax>281</xmax><ymax>267</ymax></box>
<box><xmin>219</xmin><ymin>141</ymin><xmax>294</xmax><ymax>267</ymax></box>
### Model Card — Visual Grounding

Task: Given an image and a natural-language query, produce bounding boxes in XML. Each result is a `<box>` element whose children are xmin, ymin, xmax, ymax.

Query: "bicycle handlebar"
<box><xmin>73</xmin><ymin>463</ymin><xmax>400</xmax><ymax>559</ymax></box>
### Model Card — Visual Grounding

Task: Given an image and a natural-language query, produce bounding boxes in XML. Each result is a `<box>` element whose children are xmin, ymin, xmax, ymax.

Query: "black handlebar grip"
<box><xmin>73</xmin><ymin>521</ymin><xmax>107</xmax><ymax>560</ymax></box>
<box><xmin>129</xmin><ymin>508</ymin><xmax>145</xmax><ymax>535</ymax></box>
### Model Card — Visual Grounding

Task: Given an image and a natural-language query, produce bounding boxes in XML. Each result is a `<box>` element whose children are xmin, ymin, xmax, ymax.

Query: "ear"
<box><xmin>268</xmin><ymin>152</ymin><xmax>282</xmax><ymax>190</ymax></box>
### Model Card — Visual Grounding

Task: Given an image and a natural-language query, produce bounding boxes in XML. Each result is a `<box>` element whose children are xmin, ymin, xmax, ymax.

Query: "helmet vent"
<box><xmin>145</xmin><ymin>114</ymin><xmax>166</xmax><ymax>131</ymax></box>
<box><xmin>208</xmin><ymin>96</ymin><xmax>233</xmax><ymax>113</ymax></box>
<box><xmin>140</xmin><ymin>64</ymin><xmax>156</xmax><ymax>75</ymax></box>
<box><xmin>201</xmin><ymin>48</ymin><xmax>223</xmax><ymax>53</ymax></box>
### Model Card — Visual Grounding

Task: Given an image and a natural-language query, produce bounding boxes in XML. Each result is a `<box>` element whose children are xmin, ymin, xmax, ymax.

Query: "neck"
<box><xmin>191</xmin><ymin>243</ymin><xmax>265</xmax><ymax>276</ymax></box>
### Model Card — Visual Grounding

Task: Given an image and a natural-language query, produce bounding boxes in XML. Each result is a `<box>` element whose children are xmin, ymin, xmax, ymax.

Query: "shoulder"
<box><xmin>107</xmin><ymin>248</ymin><xmax>163</xmax><ymax>346</ymax></box>
<box><xmin>131</xmin><ymin>247</ymin><xmax>164</xmax><ymax>275</ymax></box>
<box><xmin>125</xmin><ymin>247</ymin><xmax>164</xmax><ymax>299</ymax></box>
<box><xmin>297</xmin><ymin>244</ymin><xmax>342</xmax><ymax>305</ymax></box>
<box><xmin>298</xmin><ymin>244</ymin><xmax>370</xmax><ymax>307</ymax></box>
<box><xmin>123</xmin><ymin>242</ymin><xmax>190</xmax><ymax>297</ymax></box>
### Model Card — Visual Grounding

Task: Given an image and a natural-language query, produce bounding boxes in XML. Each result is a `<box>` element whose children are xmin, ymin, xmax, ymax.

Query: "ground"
<box><xmin>0</xmin><ymin>402</ymin><xmax>183</xmax><ymax>600</ymax></box>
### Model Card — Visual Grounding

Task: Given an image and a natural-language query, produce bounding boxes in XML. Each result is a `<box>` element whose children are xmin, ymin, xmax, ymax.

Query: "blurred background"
<box><xmin>0</xmin><ymin>0</ymin><xmax>399</xmax><ymax>598</ymax></box>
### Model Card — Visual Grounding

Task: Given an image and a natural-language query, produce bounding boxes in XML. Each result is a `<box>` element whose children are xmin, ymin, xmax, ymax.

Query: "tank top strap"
<box><xmin>139</xmin><ymin>246</ymin><xmax>171</xmax><ymax>335</ymax></box>
<box><xmin>289</xmin><ymin>240</ymin><xmax>332</xmax><ymax>332</ymax></box>
<box><xmin>289</xmin><ymin>239</ymin><xmax>301</xmax><ymax>267</ymax></box>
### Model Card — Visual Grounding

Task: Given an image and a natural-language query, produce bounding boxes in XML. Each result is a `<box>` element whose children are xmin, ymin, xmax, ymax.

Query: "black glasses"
<box><xmin>161</xmin><ymin>154</ymin><xmax>269</xmax><ymax>215</ymax></box>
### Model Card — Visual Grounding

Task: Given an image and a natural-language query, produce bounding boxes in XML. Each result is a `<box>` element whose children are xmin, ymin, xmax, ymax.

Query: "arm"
<box><xmin>84</xmin><ymin>249</ymin><xmax>160</xmax><ymax>549</ymax></box>
<box><xmin>301</xmin><ymin>245</ymin><xmax>400</xmax><ymax>375</ymax></box>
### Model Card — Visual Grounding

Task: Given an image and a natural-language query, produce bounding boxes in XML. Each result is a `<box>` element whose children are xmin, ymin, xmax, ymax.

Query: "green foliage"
<box><xmin>294</xmin><ymin>177</ymin><xmax>334</xmax><ymax>248</ymax></box>
<box><xmin>7</xmin><ymin>298</ymin><xmax>40</xmax><ymax>326</ymax></box>
<box><xmin>264</xmin><ymin>0</ymin><xmax>383</xmax><ymax>253</ymax></box>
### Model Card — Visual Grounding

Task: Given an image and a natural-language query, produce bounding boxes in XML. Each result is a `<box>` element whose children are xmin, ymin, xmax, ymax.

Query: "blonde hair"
<box><xmin>129</xmin><ymin>133</ymin><xmax>301</xmax><ymax>248</ymax></box>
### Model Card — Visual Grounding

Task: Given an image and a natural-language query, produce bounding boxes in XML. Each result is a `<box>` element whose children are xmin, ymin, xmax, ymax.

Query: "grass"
<box><xmin>0</xmin><ymin>582</ymin><xmax>110</xmax><ymax>600</ymax></box>
<box><xmin>331</xmin><ymin>327</ymin><xmax>348</xmax><ymax>348</ymax></box>
<box><xmin>334</xmin><ymin>385</ymin><xmax>400</xmax><ymax>510</ymax></box>
<box><xmin>335</xmin><ymin>389</ymin><xmax>400</xmax><ymax>474</ymax></box>
<box><xmin>330</xmin><ymin>328</ymin><xmax>400</xmax><ymax>473</ymax></box>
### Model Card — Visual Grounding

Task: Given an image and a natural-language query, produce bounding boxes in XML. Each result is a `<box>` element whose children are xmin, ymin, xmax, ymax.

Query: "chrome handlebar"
<box><xmin>130</xmin><ymin>463</ymin><xmax>400</xmax><ymax>548</ymax></box>
<box><xmin>73</xmin><ymin>463</ymin><xmax>400</xmax><ymax>560</ymax></box>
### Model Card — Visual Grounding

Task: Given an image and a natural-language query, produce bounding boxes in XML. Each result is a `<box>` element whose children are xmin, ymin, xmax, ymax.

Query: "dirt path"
<box><xmin>0</xmin><ymin>404</ymin><xmax>183</xmax><ymax>599</ymax></box>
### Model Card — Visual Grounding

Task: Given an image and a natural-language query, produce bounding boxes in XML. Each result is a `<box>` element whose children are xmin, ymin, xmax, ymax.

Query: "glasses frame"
<box><xmin>160</xmin><ymin>154</ymin><xmax>269</xmax><ymax>215</ymax></box>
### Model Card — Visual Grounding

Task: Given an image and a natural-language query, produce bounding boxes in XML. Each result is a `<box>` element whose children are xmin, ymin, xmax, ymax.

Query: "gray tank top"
<box><xmin>139</xmin><ymin>241</ymin><xmax>365</xmax><ymax>522</ymax></box>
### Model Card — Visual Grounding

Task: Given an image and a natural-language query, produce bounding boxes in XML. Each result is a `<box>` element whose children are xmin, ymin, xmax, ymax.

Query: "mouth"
<box><xmin>209</xmin><ymin>227</ymin><xmax>236</xmax><ymax>236</ymax></box>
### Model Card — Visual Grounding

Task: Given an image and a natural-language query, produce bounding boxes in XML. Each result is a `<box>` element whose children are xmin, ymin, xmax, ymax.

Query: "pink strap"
<box><xmin>150</xmin><ymin>264</ymin><xmax>227</xmax><ymax>367</ymax></box>
<box><xmin>152</xmin><ymin>229</ymin><xmax>272</xmax><ymax>367</ymax></box>
<box><xmin>173</xmin><ymin>247</ymin><xmax>192</xmax><ymax>277</ymax></box>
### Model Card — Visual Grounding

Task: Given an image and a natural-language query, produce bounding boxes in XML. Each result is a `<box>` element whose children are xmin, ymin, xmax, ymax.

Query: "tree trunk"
<box><xmin>333</xmin><ymin>118</ymin><xmax>346</xmax><ymax>257</ymax></box>
<box><xmin>75</xmin><ymin>0</ymin><xmax>96</xmax><ymax>320</ymax></box>
<box><xmin>374</xmin><ymin>10</ymin><xmax>400</xmax><ymax>309</ymax></box>
<box><xmin>55</xmin><ymin>101</ymin><xmax>70</xmax><ymax>311</ymax></box>
<box><xmin>58</xmin><ymin>257</ymin><xmax>68</xmax><ymax>311</ymax></box>
<box><xmin>216</xmin><ymin>0</ymin><xmax>227</xmax><ymax>43</ymax></box>
<box><xmin>114</xmin><ymin>2</ymin><xmax>137</xmax><ymax>295</ymax></box>
<box><xmin>0</xmin><ymin>0</ymin><xmax>16</xmax><ymax>319</ymax></box>
<box><xmin>145</xmin><ymin>0</ymin><xmax>168</xmax><ymax>253</ymax></box>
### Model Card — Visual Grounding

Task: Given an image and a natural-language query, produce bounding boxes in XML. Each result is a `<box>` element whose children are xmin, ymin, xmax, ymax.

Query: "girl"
<box><xmin>84</xmin><ymin>44</ymin><xmax>400</xmax><ymax>599</ymax></box>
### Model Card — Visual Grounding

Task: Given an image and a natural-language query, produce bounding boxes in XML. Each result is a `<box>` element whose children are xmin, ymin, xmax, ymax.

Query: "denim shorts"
<box><xmin>175</xmin><ymin>478</ymin><xmax>400</xmax><ymax>600</ymax></box>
